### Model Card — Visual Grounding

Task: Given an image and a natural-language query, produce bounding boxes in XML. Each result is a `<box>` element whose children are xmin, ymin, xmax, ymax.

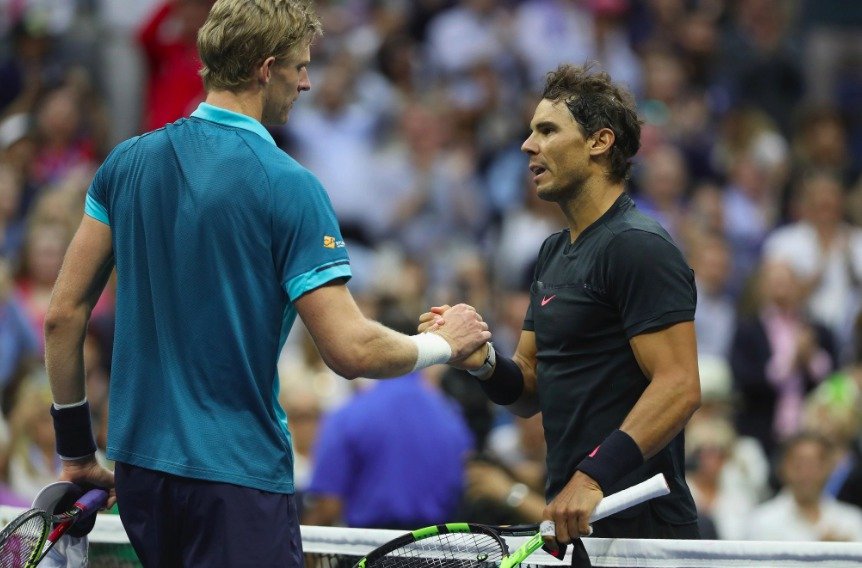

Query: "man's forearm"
<box><xmin>44</xmin><ymin>309</ymin><xmax>89</xmax><ymax>404</ymax></box>
<box><xmin>619</xmin><ymin>372</ymin><xmax>700</xmax><ymax>459</ymax></box>
<box><xmin>323</xmin><ymin>318</ymin><xmax>446</xmax><ymax>380</ymax></box>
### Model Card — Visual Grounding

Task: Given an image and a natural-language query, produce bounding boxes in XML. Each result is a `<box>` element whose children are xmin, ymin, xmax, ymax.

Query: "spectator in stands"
<box><xmin>748</xmin><ymin>432</ymin><xmax>862</xmax><ymax>542</ymax></box>
<box><xmin>0</xmin><ymin>113</ymin><xmax>37</xmax><ymax>212</ymax></box>
<box><xmin>690</xmin><ymin>234</ymin><xmax>735</xmax><ymax>358</ymax></box>
<box><xmin>685</xmin><ymin>415</ymin><xmax>760</xmax><ymax>540</ymax></box>
<box><xmin>632</xmin><ymin>143</ymin><xmax>689</xmax><ymax>242</ymax></box>
<box><xmin>0</xmin><ymin>163</ymin><xmax>25</xmax><ymax>261</ymax></box>
<box><xmin>801</xmin><ymin>355</ymin><xmax>862</xmax><ymax>510</ymax></box>
<box><xmin>730</xmin><ymin>259</ymin><xmax>835</xmax><ymax>457</ymax></box>
<box><xmin>30</xmin><ymin>86</ymin><xmax>97</xmax><ymax>188</ymax></box>
<box><xmin>460</xmin><ymin>451</ymin><xmax>546</xmax><ymax>525</ymax></box>
<box><xmin>717</xmin><ymin>0</ymin><xmax>804</xmax><ymax>135</ymax></box>
<box><xmin>284</xmin><ymin>53</ymin><xmax>382</xmax><ymax>250</ymax></box>
<box><xmin>6</xmin><ymin>380</ymin><xmax>61</xmax><ymax>502</ymax></box>
<box><xmin>685</xmin><ymin>354</ymin><xmax>769</xmax><ymax>539</ymax></box>
<box><xmin>493</xmin><ymin>171</ymin><xmax>564</xmax><ymax>294</ymax></box>
<box><xmin>718</xmin><ymin>114</ymin><xmax>788</xmax><ymax>295</ymax></box>
<box><xmin>279</xmin><ymin>381</ymin><xmax>322</xmax><ymax>518</ymax></box>
<box><xmin>0</xmin><ymin>17</ymin><xmax>66</xmax><ymax>116</ymax></box>
<box><xmin>14</xmin><ymin>222</ymin><xmax>72</xmax><ymax>352</ymax></box>
<box><xmin>436</xmin><ymin>366</ymin><xmax>546</xmax><ymax>526</ymax></box>
<box><xmin>791</xmin><ymin>107</ymin><xmax>858</xmax><ymax>189</ymax></box>
<box><xmin>137</xmin><ymin>0</ymin><xmax>213</xmax><ymax>131</ymax></box>
<box><xmin>0</xmin><ymin>257</ymin><xmax>38</xmax><ymax>410</ymax></box>
<box><xmin>763</xmin><ymin>172</ymin><xmax>862</xmax><ymax>361</ymax></box>
<box><xmin>279</xmin><ymin>326</ymin><xmax>352</xmax><ymax>414</ymax></box>
<box><xmin>372</xmin><ymin>100</ymin><xmax>487</xmax><ymax>284</ymax></box>
<box><xmin>486</xmin><ymin>413</ymin><xmax>546</xmax><ymax>497</ymax></box>
<box><xmin>512</xmin><ymin>0</ymin><xmax>640</xmax><ymax>92</ymax></box>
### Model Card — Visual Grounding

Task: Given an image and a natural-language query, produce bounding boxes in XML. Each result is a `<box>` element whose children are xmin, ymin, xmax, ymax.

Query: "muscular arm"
<box><xmin>295</xmin><ymin>283</ymin><xmax>488</xmax><ymax>380</ymax></box>
<box><xmin>622</xmin><ymin>320</ymin><xmax>701</xmax><ymax>458</ymax></box>
<box><xmin>546</xmin><ymin>320</ymin><xmax>700</xmax><ymax>543</ymax></box>
<box><xmin>45</xmin><ymin>216</ymin><xmax>114</xmax><ymax>405</ymax></box>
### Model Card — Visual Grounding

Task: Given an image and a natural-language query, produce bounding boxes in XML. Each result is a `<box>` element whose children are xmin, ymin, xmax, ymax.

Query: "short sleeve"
<box><xmin>85</xmin><ymin>158</ymin><xmax>111</xmax><ymax>225</ymax></box>
<box><xmin>271</xmin><ymin>168</ymin><xmax>351</xmax><ymax>301</ymax></box>
<box><xmin>84</xmin><ymin>137</ymin><xmax>140</xmax><ymax>226</ymax></box>
<box><xmin>606</xmin><ymin>230</ymin><xmax>696</xmax><ymax>339</ymax></box>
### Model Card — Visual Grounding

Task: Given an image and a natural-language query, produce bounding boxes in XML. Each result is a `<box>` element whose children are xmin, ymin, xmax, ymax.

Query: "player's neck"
<box><xmin>561</xmin><ymin>181</ymin><xmax>624</xmax><ymax>243</ymax></box>
<box><xmin>204</xmin><ymin>90</ymin><xmax>265</xmax><ymax>123</ymax></box>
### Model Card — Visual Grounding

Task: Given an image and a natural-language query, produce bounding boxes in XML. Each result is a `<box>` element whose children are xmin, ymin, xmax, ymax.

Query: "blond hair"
<box><xmin>197</xmin><ymin>0</ymin><xmax>322</xmax><ymax>92</ymax></box>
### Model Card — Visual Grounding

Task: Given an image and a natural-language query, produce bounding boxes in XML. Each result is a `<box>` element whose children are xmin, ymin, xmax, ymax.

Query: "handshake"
<box><xmin>416</xmin><ymin>303</ymin><xmax>493</xmax><ymax>371</ymax></box>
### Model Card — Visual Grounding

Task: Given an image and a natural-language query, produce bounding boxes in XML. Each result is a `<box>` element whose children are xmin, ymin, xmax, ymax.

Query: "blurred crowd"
<box><xmin>1</xmin><ymin>0</ymin><xmax>862</xmax><ymax>542</ymax></box>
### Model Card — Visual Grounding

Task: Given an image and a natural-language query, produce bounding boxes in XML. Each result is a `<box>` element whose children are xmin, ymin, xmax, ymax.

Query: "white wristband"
<box><xmin>52</xmin><ymin>398</ymin><xmax>87</xmax><ymax>409</ymax></box>
<box><xmin>409</xmin><ymin>333</ymin><xmax>452</xmax><ymax>371</ymax></box>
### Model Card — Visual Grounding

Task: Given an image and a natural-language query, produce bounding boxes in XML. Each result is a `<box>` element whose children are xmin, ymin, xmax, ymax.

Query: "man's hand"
<box><xmin>417</xmin><ymin>305</ymin><xmax>449</xmax><ymax>333</ymax></box>
<box><xmin>543</xmin><ymin>471</ymin><xmax>603</xmax><ymax>544</ymax></box>
<box><xmin>427</xmin><ymin>303</ymin><xmax>491</xmax><ymax>361</ymax></box>
<box><xmin>419</xmin><ymin>305</ymin><xmax>490</xmax><ymax>368</ymax></box>
<box><xmin>60</xmin><ymin>456</ymin><xmax>116</xmax><ymax>509</ymax></box>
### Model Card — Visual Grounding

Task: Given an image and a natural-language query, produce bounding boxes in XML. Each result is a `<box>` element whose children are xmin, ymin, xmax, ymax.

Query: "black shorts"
<box><xmin>114</xmin><ymin>462</ymin><xmax>303</xmax><ymax>567</ymax></box>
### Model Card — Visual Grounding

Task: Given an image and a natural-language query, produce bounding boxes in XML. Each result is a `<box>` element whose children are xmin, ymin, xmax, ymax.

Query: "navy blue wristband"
<box><xmin>475</xmin><ymin>356</ymin><xmax>524</xmax><ymax>406</ymax></box>
<box><xmin>50</xmin><ymin>402</ymin><xmax>97</xmax><ymax>459</ymax></box>
<box><xmin>576</xmin><ymin>429</ymin><xmax>644</xmax><ymax>492</ymax></box>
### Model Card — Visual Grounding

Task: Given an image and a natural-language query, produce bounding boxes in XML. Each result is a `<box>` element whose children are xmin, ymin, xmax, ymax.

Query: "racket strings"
<box><xmin>374</xmin><ymin>533</ymin><xmax>506</xmax><ymax>568</ymax></box>
<box><xmin>0</xmin><ymin>515</ymin><xmax>47</xmax><ymax>568</ymax></box>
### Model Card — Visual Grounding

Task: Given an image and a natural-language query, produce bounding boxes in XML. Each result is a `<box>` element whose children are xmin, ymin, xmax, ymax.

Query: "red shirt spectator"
<box><xmin>138</xmin><ymin>0</ymin><xmax>213</xmax><ymax>132</ymax></box>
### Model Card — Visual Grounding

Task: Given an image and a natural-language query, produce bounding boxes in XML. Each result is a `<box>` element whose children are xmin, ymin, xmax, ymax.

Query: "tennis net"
<box><xmin>4</xmin><ymin>508</ymin><xmax>862</xmax><ymax>567</ymax></box>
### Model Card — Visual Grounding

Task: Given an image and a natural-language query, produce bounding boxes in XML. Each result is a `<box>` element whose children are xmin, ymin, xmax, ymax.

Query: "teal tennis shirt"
<box><xmin>85</xmin><ymin>103</ymin><xmax>351</xmax><ymax>493</ymax></box>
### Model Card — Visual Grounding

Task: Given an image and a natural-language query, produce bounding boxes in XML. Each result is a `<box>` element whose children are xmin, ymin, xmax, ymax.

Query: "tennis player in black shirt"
<box><xmin>421</xmin><ymin>64</ymin><xmax>701</xmax><ymax>543</ymax></box>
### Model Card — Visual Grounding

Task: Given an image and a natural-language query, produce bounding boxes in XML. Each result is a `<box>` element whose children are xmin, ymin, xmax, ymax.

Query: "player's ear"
<box><xmin>588</xmin><ymin>128</ymin><xmax>615</xmax><ymax>157</ymax></box>
<box><xmin>257</xmin><ymin>56</ymin><xmax>277</xmax><ymax>86</ymax></box>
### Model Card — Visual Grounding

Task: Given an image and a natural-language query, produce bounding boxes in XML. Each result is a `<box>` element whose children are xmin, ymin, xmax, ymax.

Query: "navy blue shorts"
<box><xmin>114</xmin><ymin>462</ymin><xmax>303</xmax><ymax>567</ymax></box>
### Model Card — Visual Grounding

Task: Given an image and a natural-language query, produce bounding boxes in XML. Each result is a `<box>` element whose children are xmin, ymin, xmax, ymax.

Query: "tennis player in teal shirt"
<box><xmin>43</xmin><ymin>1</ymin><xmax>490</xmax><ymax>566</ymax></box>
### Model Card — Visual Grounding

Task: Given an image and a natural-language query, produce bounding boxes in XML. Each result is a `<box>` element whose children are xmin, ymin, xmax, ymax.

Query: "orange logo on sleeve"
<box><xmin>323</xmin><ymin>236</ymin><xmax>336</xmax><ymax>248</ymax></box>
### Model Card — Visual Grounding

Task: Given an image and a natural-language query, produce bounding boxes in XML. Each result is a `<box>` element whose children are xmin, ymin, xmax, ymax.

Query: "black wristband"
<box><xmin>475</xmin><ymin>356</ymin><xmax>524</xmax><ymax>405</ymax></box>
<box><xmin>576</xmin><ymin>429</ymin><xmax>644</xmax><ymax>492</ymax></box>
<box><xmin>50</xmin><ymin>402</ymin><xmax>97</xmax><ymax>459</ymax></box>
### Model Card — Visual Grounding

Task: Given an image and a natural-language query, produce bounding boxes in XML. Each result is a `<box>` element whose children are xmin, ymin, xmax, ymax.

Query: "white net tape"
<box><xmin>300</xmin><ymin>525</ymin><xmax>862</xmax><ymax>568</ymax></box>
<box><xmin>2</xmin><ymin>507</ymin><xmax>862</xmax><ymax>567</ymax></box>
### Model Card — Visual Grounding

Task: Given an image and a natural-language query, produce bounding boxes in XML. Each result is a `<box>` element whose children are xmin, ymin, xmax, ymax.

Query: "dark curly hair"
<box><xmin>541</xmin><ymin>63</ymin><xmax>642</xmax><ymax>183</ymax></box>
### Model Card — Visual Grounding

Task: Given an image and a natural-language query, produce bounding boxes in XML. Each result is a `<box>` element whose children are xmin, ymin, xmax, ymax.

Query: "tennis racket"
<box><xmin>353</xmin><ymin>473</ymin><xmax>669</xmax><ymax>568</ymax></box>
<box><xmin>0</xmin><ymin>488</ymin><xmax>107</xmax><ymax>568</ymax></box>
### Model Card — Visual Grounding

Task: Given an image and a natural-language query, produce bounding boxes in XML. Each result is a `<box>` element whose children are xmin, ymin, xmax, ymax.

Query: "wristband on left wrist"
<box><xmin>575</xmin><ymin>429</ymin><xmax>644</xmax><ymax>492</ymax></box>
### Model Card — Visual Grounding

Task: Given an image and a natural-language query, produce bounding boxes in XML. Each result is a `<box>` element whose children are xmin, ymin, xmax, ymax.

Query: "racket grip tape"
<box><xmin>74</xmin><ymin>489</ymin><xmax>109</xmax><ymax>513</ymax></box>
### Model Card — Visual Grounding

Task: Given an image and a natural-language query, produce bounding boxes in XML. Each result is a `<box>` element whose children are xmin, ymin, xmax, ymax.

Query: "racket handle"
<box><xmin>74</xmin><ymin>488</ymin><xmax>109</xmax><ymax>514</ymax></box>
<box><xmin>589</xmin><ymin>473</ymin><xmax>669</xmax><ymax>523</ymax></box>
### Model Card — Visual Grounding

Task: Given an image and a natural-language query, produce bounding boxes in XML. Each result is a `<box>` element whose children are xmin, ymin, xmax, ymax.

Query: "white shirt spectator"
<box><xmin>695</xmin><ymin>280</ymin><xmax>736</xmax><ymax>358</ymax></box>
<box><xmin>512</xmin><ymin>0</ymin><xmax>641</xmax><ymax>92</ymax></box>
<box><xmin>425</xmin><ymin>3</ymin><xmax>510</xmax><ymax>77</ymax></box>
<box><xmin>763</xmin><ymin>222</ymin><xmax>862</xmax><ymax>354</ymax></box>
<box><xmin>748</xmin><ymin>490</ymin><xmax>862</xmax><ymax>542</ymax></box>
